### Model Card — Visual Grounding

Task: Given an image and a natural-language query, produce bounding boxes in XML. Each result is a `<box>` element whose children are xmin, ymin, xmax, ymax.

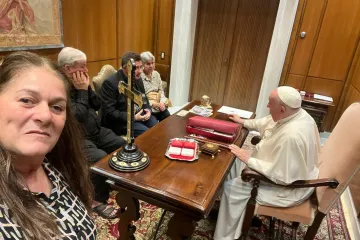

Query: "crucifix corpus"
<box><xmin>108</xmin><ymin>58</ymin><xmax>150</xmax><ymax>172</ymax></box>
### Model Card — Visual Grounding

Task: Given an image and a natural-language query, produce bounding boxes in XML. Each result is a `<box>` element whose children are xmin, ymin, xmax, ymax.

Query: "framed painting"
<box><xmin>0</xmin><ymin>0</ymin><xmax>63</xmax><ymax>51</ymax></box>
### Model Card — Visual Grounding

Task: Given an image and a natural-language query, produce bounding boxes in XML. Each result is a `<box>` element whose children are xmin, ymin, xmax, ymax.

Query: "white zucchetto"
<box><xmin>277</xmin><ymin>86</ymin><xmax>302</xmax><ymax>108</ymax></box>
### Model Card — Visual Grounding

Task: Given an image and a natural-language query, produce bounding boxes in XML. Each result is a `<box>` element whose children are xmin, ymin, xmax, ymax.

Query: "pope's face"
<box><xmin>267</xmin><ymin>90</ymin><xmax>283</xmax><ymax>122</ymax></box>
<box><xmin>0</xmin><ymin>67</ymin><xmax>67</xmax><ymax>158</ymax></box>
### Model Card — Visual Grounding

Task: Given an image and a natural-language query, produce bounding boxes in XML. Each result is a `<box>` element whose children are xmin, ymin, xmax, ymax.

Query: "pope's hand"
<box><xmin>228</xmin><ymin>114</ymin><xmax>244</xmax><ymax>125</ymax></box>
<box><xmin>228</xmin><ymin>144</ymin><xmax>251</xmax><ymax>163</ymax></box>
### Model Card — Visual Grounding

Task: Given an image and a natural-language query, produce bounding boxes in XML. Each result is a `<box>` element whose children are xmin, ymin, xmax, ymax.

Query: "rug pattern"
<box><xmin>94</xmin><ymin>133</ymin><xmax>351</xmax><ymax>240</ymax></box>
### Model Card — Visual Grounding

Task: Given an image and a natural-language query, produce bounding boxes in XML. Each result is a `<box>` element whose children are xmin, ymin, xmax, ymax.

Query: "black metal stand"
<box><xmin>109</xmin><ymin>143</ymin><xmax>150</xmax><ymax>172</ymax></box>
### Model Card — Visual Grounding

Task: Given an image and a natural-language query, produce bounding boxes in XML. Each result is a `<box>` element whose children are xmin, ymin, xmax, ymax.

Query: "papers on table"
<box><xmin>189</xmin><ymin>105</ymin><xmax>213</xmax><ymax>117</ymax></box>
<box><xmin>217</xmin><ymin>106</ymin><xmax>253</xmax><ymax>119</ymax></box>
<box><xmin>313</xmin><ymin>94</ymin><xmax>333</xmax><ymax>102</ymax></box>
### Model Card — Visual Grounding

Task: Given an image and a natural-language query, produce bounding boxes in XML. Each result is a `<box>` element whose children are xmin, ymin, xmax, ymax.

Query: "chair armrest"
<box><xmin>241</xmin><ymin>167</ymin><xmax>339</xmax><ymax>189</ymax></box>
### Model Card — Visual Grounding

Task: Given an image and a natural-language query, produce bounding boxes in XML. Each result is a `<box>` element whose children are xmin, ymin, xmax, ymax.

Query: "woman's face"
<box><xmin>0</xmin><ymin>67</ymin><xmax>67</xmax><ymax>158</ymax></box>
<box><xmin>143</xmin><ymin>59</ymin><xmax>155</xmax><ymax>75</ymax></box>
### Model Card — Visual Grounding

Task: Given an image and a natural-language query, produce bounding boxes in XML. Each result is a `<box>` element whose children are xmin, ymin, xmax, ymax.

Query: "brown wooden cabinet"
<box><xmin>281</xmin><ymin>0</ymin><xmax>360</xmax><ymax>131</ymax></box>
<box><xmin>190</xmin><ymin>0</ymin><xmax>280</xmax><ymax>112</ymax></box>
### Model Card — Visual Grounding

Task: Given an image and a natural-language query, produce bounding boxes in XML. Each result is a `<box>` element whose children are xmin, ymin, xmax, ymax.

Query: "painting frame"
<box><xmin>0</xmin><ymin>0</ymin><xmax>64</xmax><ymax>52</ymax></box>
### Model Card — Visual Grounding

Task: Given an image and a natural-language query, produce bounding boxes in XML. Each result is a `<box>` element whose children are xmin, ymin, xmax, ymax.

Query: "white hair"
<box><xmin>58</xmin><ymin>47</ymin><xmax>87</xmax><ymax>68</ymax></box>
<box><xmin>140</xmin><ymin>51</ymin><xmax>155</xmax><ymax>63</ymax></box>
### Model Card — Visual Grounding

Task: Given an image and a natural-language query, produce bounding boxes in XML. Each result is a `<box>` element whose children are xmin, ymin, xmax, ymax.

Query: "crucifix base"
<box><xmin>109</xmin><ymin>144</ymin><xmax>150</xmax><ymax>172</ymax></box>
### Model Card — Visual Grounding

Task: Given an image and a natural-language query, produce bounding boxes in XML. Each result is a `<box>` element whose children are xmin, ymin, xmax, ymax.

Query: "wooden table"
<box><xmin>91</xmin><ymin>101</ymin><xmax>251</xmax><ymax>240</ymax></box>
<box><xmin>301</xmin><ymin>96</ymin><xmax>335</xmax><ymax>132</ymax></box>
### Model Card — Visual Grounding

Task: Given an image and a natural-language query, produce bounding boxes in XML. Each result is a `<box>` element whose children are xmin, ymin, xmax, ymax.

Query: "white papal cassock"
<box><xmin>214</xmin><ymin>109</ymin><xmax>321</xmax><ymax>240</ymax></box>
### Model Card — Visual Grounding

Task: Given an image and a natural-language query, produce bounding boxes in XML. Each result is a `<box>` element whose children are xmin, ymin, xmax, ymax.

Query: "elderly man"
<box><xmin>100</xmin><ymin>52</ymin><xmax>157</xmax><ymax>137</ymax></box>
<box><xmin>214</xmin><ymin>86</ymin><xmax>320</xmax><ymax>240</ymax></box>
<box><xmin>58</xmin><ymin>47</ymin><xmax>126</xmax><ymax>219</ymax></box>
<box><xmin>140</xmin><ymin>51</ymin><xmax>171</xmax><ymax>121</ymax></box>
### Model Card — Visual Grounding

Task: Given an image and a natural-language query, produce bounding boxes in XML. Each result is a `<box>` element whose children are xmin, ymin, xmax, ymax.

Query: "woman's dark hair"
<box><xmin>0</xmin><ymin>51</ymin><xmax>93</xmax><ymax>239</ymax></box>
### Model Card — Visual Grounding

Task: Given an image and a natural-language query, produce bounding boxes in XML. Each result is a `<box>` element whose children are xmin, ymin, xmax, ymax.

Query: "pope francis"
<box><xmin>214</xmin><ymin>86</ymin><xmax>321</xmax><ymax>240</ymax></box>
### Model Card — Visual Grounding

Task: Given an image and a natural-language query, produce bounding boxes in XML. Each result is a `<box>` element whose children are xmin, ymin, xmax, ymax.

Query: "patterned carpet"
<box><xmin>94</xmin><ymin>133</ymin><xmax>351</xmax><ymax>240</ymax></box>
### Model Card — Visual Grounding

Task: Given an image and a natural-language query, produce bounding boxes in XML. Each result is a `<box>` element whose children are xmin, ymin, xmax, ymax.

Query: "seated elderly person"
<box><xmin>100</xmin><ymin>52</ymin><xmax>157</xmax><ymax>137</ymax></box>
<box><xmin>0</xmin><ymin>52</ymin><xmax>96</xmax><ymax>239</ymax></box>
<box><xmin>214</xmin><ymin>86</ymin><xmax>320</xmax><ymax>240</ymax></box>
<box><xmin>58</xmin><ymin>47</ymin><xmax>125</xmax><ymax>219</ymax></box>
<box><xmin>140</xmin><ymin>51</ymin><xmax>171</xmax><ymax>121</ymax></box>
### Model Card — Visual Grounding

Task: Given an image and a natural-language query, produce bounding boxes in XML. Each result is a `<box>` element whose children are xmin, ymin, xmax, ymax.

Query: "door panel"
<box><xmin>290</xmin><ymin>0</ymin><xmax>325</xmax><ymax>75</ymax></box>
<box><xmin>286</xmin><ymin>74</ymin><xmax>305</xmax><ymax>90</ymax></box>
<box><xmin>190</xmin><ymin>0</ymin><xmax>238</xmax><ymax>104</ymax></box>
<box><xmin>308</xmin><ymin>0</ymin><xmax>360</xmax><ymax>80</ymax></box>
<box><xmin>222</xmin><ymin>0</ymin><xmax>279</xmax><ymax>111</ymax></box>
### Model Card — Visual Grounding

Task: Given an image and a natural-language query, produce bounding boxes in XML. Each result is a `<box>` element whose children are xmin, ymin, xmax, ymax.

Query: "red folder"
<box><xmin>186</xmin><ymin>116</ymin><xmax>241</xmax><ymax>143</ymax></box>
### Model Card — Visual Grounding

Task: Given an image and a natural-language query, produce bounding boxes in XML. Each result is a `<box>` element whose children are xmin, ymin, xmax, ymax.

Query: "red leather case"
<box><xmin>186</xmin><ymin>116</ymin><xmax>241</xmax><ymax>143</ymax></box>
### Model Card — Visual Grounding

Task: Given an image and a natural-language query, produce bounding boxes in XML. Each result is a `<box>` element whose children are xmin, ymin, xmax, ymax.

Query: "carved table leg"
<box><xmin>115</xmin><ymin>192</ymin><xmax>140</xmax><ymax>240</ymax></box>
<box><xmin>166</xmin><ymin>212</ymin><xmax>197</xmax><ymax>240</ymax></box>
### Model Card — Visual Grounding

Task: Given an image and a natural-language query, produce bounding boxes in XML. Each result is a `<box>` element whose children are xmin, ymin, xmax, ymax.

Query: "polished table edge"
<box><xmin>91</xmin><ymin>131</ymin><xmax>248</xmax><ymax>218</ymax></box>
<box><xmin>91</xmin><ymin>166</ymin><xmax>206</xmax><ymax>218</ymax></box>
<box><xmin>91</xmin><ymin>100</ymin><xmax>252</xmax><ymax>217</ymax></box>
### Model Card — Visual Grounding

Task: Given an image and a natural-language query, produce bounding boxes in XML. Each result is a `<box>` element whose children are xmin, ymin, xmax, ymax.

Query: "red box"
<box><xmin>186</xmin><ymin>116</ymin><xmax>241</xmax><ymax>143</ymax></box>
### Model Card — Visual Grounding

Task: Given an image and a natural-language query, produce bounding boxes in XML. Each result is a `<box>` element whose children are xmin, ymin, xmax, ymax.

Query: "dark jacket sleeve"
<box><xmin>88</xmin><ymin>86</ymin><xmax>101</xmax><ymax>111</ymax></box>
<box><xmin>70</xmin><ymin>89</ymin><xmax>90</xmax><ymax>123</ymax></box>
<box><xmin>100</xmin><ymin>77</ymin><xmax>127</xmax><ymax>124</ymax></box>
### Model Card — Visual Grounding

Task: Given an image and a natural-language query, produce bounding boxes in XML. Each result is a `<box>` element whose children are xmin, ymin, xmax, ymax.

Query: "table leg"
<box><xmin>166</xmin><ymin>212</ymin><xmax>197</xmax><ymax>240</ymax></box>
<box><xmin>115</xmin><ymin>192</ymin><xmax>140</xmax><ymax>240</ymax></box>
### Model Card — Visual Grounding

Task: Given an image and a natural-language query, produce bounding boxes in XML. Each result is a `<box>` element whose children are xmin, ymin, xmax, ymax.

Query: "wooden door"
<box><xmin>289</xmin><ymin>0</ymin><xmax>325</xmax><ymax>77</ymax></box>
<box><xmin>117</xmin><ymin>0</ymin><xmax>175</xmax><ymax>95</ymax></box>
<box><xmin>308</xmin><ymin>0</ymin><xmax>360</xmax><ymax>81</ymax></box>
<box><xmin>190</xmin><ymin>0</ymin><xmax>280</xmax><ymax>111</ymax></box>
<box><xmin>190</xmin><ymin>0</ymin><xmax>239</xmax><ymax>105</ymax></box>
<box><xmin>222</xmin><ymin>0</ymin><xmax>279</xmax><ymax>111</ymax></box>
<box><xmin>153</xmin><ymin>0</ymin><xmax>176</xmax><ymax>96</ymax></box>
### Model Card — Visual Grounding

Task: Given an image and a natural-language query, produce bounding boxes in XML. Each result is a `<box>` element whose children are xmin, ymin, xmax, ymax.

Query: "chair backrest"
<box><xmin>316</xmin><ymin>102</ymin><xmax>360</xmax><ymax>213</ymax></box>
<box><xmin>156</xmin><ymin>64</ymin><xmax>170</xmax><ymax>94</ymax></box>
<box><xmin>92</xmin><ymin>64</ymin><xmax>117</xmax><ymax>95</ymax></box>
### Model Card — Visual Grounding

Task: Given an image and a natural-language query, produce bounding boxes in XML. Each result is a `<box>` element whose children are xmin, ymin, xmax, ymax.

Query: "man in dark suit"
<box><xmin>58</xmin><ymin>47</ymin><xmax>126</xmax><ymax>219</ymax></box>
<box><xmin>100</xmin><ymin>52</ymin><xmax>157</xmax><ymax>137</ymax></box>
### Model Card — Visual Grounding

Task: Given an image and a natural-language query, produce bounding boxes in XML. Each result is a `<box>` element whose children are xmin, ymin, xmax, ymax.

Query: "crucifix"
<box><xmin>108</xmin><ymin>58</ymin><xmax>150</xmax><ymax>172</ymax></box>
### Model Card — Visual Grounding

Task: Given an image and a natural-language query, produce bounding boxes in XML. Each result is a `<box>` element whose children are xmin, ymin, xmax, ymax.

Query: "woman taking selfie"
<box><xmin>0</xmin><ymin>52</ymin><xmax>96</xmax><ymax>239</ymax></box>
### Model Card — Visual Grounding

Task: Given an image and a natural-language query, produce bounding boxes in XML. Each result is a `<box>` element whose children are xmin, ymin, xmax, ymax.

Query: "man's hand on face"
<box><xmin>72</xmin><ymin>71</ymin><xmax>89</xmax><ymax>90</ymax></box>
<box><xmin>228</xmin><ymin>144</ymin><xmax>251</xmax><ymax>164</ymax></box>
<box><xmin>159</xmin><ymin>102</ymin><xmax>166</xmax><ymax>111</ymax></box>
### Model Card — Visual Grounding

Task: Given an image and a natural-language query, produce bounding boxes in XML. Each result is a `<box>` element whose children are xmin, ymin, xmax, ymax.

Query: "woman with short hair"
<box><xmin>140</xmin><ymin>51</ymin><xmax>171</xmax><ymax>121</ymax></box>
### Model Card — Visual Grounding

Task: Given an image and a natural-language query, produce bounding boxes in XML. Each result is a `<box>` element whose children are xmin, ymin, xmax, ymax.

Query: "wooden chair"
<box><xmin>155</xmin><ymin>64</ymin><xmax>170</xmax><ymax>95</ymax></box>
<box><xmin>239</xmin><ymin>102</ymin><xmax>360</xmax><ymax>240</ymax></box>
